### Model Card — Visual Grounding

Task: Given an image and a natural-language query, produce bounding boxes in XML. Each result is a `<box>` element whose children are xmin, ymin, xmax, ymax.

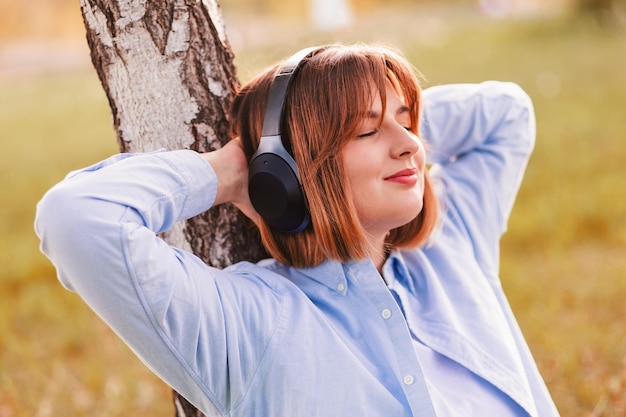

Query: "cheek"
<box><xmin>341</xmin><ymin>143</ymin><xmax>379</xmax><ymax>177</ymax></box>
<box><xmin>340</xmin><ymin>142</ymin><xmax>384</xmax><ymax>210</ymax></box>
<box><xmin>341</xmin><ymin>164</ymin><xmax>371</xmax><ymax>219</ymax></box>
<box><xmin>342</xmin><ymin>159</ymin><xmax>374</xmax><ymax>200</ymax></box>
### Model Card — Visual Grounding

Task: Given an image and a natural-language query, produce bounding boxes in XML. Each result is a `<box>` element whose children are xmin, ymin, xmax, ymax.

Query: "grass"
<box><xmin>1</xmin><ymin>5</ymin><xmax>625</xmax><ymax>416</ymax></box>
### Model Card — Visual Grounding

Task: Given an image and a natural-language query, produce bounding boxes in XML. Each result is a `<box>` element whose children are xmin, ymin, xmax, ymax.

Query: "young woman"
<box><xmin>35</xmin><ymin>43</ymin><xmax>560</xmax><ymax>416</ymax></box>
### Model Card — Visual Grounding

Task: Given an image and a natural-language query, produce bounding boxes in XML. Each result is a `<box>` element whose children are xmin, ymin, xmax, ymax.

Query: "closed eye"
<box><xmin>357</xmin><ymin>129</ymin><xmax>378</xmax><ymax>138</ymax></box>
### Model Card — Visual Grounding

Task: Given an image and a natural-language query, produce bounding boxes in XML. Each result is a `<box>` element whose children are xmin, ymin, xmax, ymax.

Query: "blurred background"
<box><xmin>1</xmin><ymin>0</ymin><xmax>625</xmax><ymax>415</ymax></box>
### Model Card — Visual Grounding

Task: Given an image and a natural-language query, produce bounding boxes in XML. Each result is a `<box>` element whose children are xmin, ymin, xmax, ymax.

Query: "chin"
<box><xmin>387</xmin><ymin>207</ymin><xmax>424</xmax><ymax>231</ymax></box>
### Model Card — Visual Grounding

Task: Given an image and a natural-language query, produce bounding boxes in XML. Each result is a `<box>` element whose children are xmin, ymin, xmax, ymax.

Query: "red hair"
<box><xmin>230</xmin><ymin>43</ymin><xmax>438</xmax><ymax>267</ymax></box>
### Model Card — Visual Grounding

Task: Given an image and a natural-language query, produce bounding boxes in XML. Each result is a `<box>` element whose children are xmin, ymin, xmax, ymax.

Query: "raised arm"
<box><xmin>420</xmin><ymin>81</ymin><xmax>536</xmax><ymax>274</ymax></box>
<box><xmin>35</xmin><ymin>144</ymin><xmax>274</xmax><ymax>414</ymax></box>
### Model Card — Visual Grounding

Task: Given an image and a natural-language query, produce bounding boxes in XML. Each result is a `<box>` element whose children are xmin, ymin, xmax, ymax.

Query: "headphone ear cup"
<box><xmin>248</xmin><ymin>152</ymin><xmax>310</xmax><ymax>234</ymax></box>
<box><xmin>248</xmin><ymin>47</ymin><xmax>319</xmax><ymax>234</ymax></box>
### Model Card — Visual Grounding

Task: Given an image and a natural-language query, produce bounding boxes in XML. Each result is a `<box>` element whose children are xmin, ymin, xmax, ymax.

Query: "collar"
<box><xmin>297</xmin><ymin>258</ymin><xmax>379</xmax><ymax>295</ymax></box>
<box><xmin>381</xmin><ymin>250</ymin><xmax>411</xmax><ymax>288</ymax></box>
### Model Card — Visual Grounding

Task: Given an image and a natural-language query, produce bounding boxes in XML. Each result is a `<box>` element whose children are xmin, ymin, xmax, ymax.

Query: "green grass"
<box><xmin>1</xmin><ymin>6</ymin><xmax>625</xmax><ymax>416</ymax></box>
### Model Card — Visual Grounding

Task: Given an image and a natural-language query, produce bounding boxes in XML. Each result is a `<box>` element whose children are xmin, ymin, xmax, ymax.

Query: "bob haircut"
<box><xmin>230</xmin><ymin>43</ymin><xmax>438</xmax><ymax>268</ymax></box>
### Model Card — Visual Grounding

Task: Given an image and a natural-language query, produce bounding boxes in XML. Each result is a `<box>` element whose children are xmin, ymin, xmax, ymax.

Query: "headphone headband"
<box><xmin>261</xmin><ymin>47</ymin><xmax>319</xmax><ymax>138</ymax></box>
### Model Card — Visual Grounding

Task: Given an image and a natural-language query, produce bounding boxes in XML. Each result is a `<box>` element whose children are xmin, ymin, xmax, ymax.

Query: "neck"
<box><xmin>368</xmin><ymin>236</ymin><xmax>388</xmax><ymax>273</ymax></box>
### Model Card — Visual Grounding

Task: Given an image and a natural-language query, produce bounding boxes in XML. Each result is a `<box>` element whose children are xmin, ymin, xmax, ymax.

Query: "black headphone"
<box><xmin>248</xmin><ymin>47</ymin><xmax>318</xmax><ymax>234</ymax></box>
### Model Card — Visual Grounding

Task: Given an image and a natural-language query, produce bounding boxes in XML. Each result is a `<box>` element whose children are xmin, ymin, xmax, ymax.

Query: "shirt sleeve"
<box><xmin>34</xmin><ymin>150</ymin><xmax>282</xmax><ymax>415</ymax></box>
<box><xmin>420</xmin><ymin>82</ymin><xmax>536</xmax><ymax>275</ymax></box>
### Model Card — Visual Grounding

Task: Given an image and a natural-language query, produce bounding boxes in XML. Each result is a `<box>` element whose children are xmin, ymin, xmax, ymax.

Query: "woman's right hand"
<box><xmin>201</xmin><ymin>138</ymin><xmax>260</xmax><ymax>225</ymax></box>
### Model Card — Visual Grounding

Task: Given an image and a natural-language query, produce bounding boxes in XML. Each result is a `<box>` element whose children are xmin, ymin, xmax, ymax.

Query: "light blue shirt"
<box><xmin>35</xmin><ymin>82</ymin><xmax>560</xmax><ymax>417</ymax></box>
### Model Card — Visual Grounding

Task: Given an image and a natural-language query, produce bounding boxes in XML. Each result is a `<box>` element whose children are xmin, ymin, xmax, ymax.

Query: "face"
<box><xmin>341</xmin><ymin>82</ymin><xmax>426</xmax><ymax>244</ymax></box>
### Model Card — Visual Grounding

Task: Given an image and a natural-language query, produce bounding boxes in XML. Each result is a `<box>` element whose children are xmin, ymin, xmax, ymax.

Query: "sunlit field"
<box><xmin>1</xmin><ymin>4</ymin><xmax>625</xmax><ymax>416</ymax></box>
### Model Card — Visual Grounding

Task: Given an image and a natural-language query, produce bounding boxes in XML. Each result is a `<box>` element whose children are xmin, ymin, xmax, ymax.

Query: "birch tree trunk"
<box><xmin>79</xmin><ymin>0</ymin><xmax>267</xmax><ymax>415</ymax></box>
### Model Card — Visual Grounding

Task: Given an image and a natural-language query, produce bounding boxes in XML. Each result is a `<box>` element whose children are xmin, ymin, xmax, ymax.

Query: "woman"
<box><xmin>35</xmin><ymin>43</ymin><xmax>560</xmax><ymax>416</ymax></box>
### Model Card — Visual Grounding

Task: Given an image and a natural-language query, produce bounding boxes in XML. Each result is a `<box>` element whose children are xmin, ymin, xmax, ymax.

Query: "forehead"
<box><xmin>364</xmin><ymin>80</ymin><xmax>408</xmax><ymax>116</ymax></box>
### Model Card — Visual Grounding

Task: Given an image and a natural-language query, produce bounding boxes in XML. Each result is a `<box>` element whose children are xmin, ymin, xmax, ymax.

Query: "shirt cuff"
<box><xmin>161</xmin><ymin>149</ymin><xmax>219</xmax><ymax>220</ymax></box>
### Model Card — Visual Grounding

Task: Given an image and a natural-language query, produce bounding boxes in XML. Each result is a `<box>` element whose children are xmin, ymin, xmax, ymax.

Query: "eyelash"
<box><xmin>357</xmin><ymin>126</ymin><xmax>412</xmax><ymax>138</ymax></box>
<box><xmin>357</xmin><ymin>129</ymin><xmax>378</xmax><ymax>138</ymax></box>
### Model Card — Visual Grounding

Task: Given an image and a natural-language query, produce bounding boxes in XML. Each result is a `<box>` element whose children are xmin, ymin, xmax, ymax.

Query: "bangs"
<box><xmin>290</xmin><ymin>44</ymin><xmax>422</xmax><ymax>174</ymax></box>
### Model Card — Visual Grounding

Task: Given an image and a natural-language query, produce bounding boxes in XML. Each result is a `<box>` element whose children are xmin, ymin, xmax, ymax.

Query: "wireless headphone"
<box><xmin>248</xmin><ymin>47</ymin><xmax>319</xmax><ymax>234</ymax></box>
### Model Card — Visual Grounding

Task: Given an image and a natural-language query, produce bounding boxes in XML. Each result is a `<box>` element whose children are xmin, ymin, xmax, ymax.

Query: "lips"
<box><xmin>384</xmin><ymin>168</ymin><xmax>418</xmax><ymax>185</ymax></box>
<box><xmin>385</xmin><ymin>168</ymin><xmax>417</xmax><ymax>180</ymax></box>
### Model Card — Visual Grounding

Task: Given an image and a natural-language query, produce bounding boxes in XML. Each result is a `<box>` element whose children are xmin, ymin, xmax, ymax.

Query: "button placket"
<box><xmin>351</xmin><ymin>257</ymin><xmax>436</xmax><ymax>415</ymax></box>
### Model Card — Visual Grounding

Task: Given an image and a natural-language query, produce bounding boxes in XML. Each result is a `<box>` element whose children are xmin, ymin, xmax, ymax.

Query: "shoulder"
<box><xmin>224</xmin><ymin>259</ymin><xmax>300</xmax><ymax>292</ymax></box>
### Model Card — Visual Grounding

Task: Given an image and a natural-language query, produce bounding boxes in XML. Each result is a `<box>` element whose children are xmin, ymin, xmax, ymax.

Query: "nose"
<box><xmin>392</xmin><ymin>124</ymin><xmax>421</xmax><ymax>159</ymax></box>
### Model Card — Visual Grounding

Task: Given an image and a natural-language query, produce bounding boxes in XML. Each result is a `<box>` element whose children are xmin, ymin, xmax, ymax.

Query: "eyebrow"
<box><xmin>365</xmin><ymin>105</ymin><xmax>410</xmax><ymax>119</ymax></box>
<box><xmin>396</xmin><ymin>105</ymin><xmax>410</xmax><ymax>116</ymax></box>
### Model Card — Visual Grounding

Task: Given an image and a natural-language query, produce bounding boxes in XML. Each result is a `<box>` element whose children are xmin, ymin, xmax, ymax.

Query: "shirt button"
<box><xmin>381</xmin><ymin>309</ymin><xmax>392</xmax><ymax>319</ymax></box>
<box><xmin>403</xmin><ymin>375</ymin><xmax>415</xmax><ymax>385</ymax></box>
<box><xmin>337</xmin><ymin>283</ymin><xmax>345</xmax><ymax>292</ymax></box>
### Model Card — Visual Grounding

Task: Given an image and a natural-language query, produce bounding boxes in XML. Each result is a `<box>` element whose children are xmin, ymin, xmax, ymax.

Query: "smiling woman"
<box><xmin>35</xmin><ymin>42</ymin><xmax>561</xmax><ymax>416</ymax></box>
<box><xmin>342</xmin><ymin>82</ymin><xmax>427</xmax><ymax>266</ymax></box>
<box><xmin>232</xmin><ymin>44</ymin><xmax>439</xmax><ymax>269</ymax></box>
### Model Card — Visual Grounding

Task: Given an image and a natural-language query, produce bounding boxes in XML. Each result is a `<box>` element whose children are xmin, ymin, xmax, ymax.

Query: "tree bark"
<box><xmin>79</xmin><ymin>0</ymin><xmax>267</xmax><ymax>415</ymax></box>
